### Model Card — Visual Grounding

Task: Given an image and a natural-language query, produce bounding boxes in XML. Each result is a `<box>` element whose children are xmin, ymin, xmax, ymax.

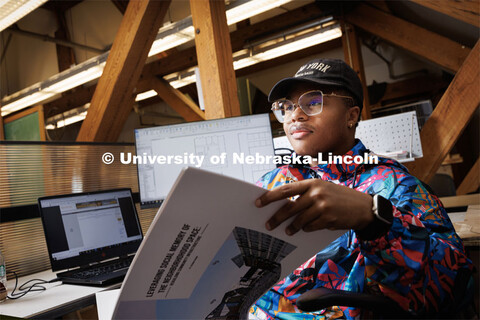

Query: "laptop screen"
<box><xmin>39</xmin><ymin>189</ymin><xmax>143</xmax><ymax>271</ymax></box>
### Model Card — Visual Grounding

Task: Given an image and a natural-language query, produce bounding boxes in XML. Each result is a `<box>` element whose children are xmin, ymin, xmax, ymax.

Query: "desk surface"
<box><xmin>1</xmin><ymin>270</ymin><xmax>119</xmax><ymax>319</ymax></box>
<box><xmin>440</xmin><ymin>193</ymin><xmax>480</xmax><ymax>208</ymax></box>
<box><xmin>3</xmin><ymin>196</ymin><xmax>478</xmax><ymax>318</ymax></box>
<box><xmin>451</xmin><ymin>205</ymin><xmax>480</xmax><ymax>244</ymax></box>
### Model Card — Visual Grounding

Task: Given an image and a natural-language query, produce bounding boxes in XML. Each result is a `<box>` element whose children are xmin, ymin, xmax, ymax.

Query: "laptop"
<box><xmin>38</xmin><ymin>188</ymin><xmax>143</xmax><ymax>286</ymax></box>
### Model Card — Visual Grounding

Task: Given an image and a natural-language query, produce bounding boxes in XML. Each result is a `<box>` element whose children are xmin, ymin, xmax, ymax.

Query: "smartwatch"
<box><xmin>356</xmin><ymin>194</ymin><xmax>393</xmax><ymax>240</ymax></box>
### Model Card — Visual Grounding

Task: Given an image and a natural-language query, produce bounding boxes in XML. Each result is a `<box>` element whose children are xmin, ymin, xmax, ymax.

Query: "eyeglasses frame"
<box><xmin>271</xmin><ymin>90</ymin><xmax>355</xmax><ymax>123</ymax></box>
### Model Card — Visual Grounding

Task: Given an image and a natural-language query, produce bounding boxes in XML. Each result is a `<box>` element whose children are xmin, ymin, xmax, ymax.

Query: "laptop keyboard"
<box><xmin>66</xmin><ymin>256</ymin><xmax>134</xmax><ymax>279</ymax></box>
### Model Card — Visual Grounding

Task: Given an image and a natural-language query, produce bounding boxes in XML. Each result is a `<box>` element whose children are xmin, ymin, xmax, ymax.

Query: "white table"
<box><xmin>0</xmin><ymin>270</ymin><xmax>120</xmax><ymax>319</ymax></box>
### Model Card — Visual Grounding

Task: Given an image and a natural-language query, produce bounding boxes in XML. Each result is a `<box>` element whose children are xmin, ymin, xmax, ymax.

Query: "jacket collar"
<box><xmin>308</xmin><ymin>139</ymin><xmax>369</xmax><ymax>181</ymax></box>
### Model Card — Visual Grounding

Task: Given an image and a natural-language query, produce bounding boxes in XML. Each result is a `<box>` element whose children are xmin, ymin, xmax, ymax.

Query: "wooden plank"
<box><xmin>442</xmin><ymin>153</ymin><xmax>464</xmax><ymax>165</ymax></box>
<box><xmin>155</xmin><ymin>47</ymin><xmax>178</xmax><ymax>59</ymax></box>
<box><xmin>364</xmin><ymin>0</ymin><xmax>393</xmax><ymax>13</ymax></box>
<box><xmin>341</xmin><ymin>22</ymin><xmax>371</xmax><ymax>120</ymax></box>
<box><xmin>41</xmin><ymin>2</ymin><xmax>327</xmax><ymax>115</ymax></box>
<box><xmin>76</xmin><ymin>0</ymin><xmax>171</xmax><ymax>142</ymax></box>
<box><xmin>180</xmin><ymin>84</ymin><xmax>199</xmax><ymax>106</ymax></box>
<box><xmin>440</xmin><ymin>194</ymin><xmax>480</xmax><ymax>208</ymax></box>
<box><xmin>0</xmin><ymin>115</ymin><xmax>4</xmax><ymax>140</ymax></box>
<box><xmin>404</xmin><ymin>40</ymin><xmax>480</xmax><ymax>182</ymax></box>
<box><xmin>140</xmin><ymin>47</ymin><xmax>198</xmax><ymax>83</ymax></box>
<box><xmin>111</xmin><ymin>0</ymin><xmax>129</xmax><ymax>14</ymax></box>
<box><xmin>452</xmin><ymin>205</ymin><xmax>480</xmax><ymax>241</ymax></box>
<box><xmin>345</xmin><ymin>3</ymin><xmax>471</xmax><ymax>73</ymax></box>
<box><xmin>142</xmin><ymin>2</ymin><xmax>326</xmax><ymax>79</ymax></box>
<box><xmin>41</xmin><ymin>0</ymin><xmax>82</xmax><ymax>12</ymax></box>
<box><xmin>235</xmin><ymin>38</ymin><xmax>342</xmax><ymax>78</ymax></box>
<box><xmin>44</xmin><ymin>85</ymin><xmax>96</xmax><ymax>118</ymax></box>
<box><xmin>457</xmin><ymin>157</ymin><xmax>480</xmax><ymax>195</ymax></box>
<box><xmin>190</xmin><ymin>0</ymin><xmax>240</xmax><ymax>119</ymax></box>
<box><xmin>369</xmin><ymin>75</ymin><xmax>448</xmax><ymax>109</ymax></box>
<box><xmin>136</xmin><ymin>40</ymin><xmax>342</xmax><ymax>116</ymax></box>
<box><xmin>229</xmin><ymin>3</ymin><xmax>326</xmax><ymax>51</ymax></box>
<box><xmin>141</xmin><ymin>39</ymin><xmax>341</xmax><ymax>113</ymax></box>
<box><xmin>236</xmin><ymin>19</ymin><xmax>250</xmax><ymax>29</ymax></box>
<box><xmin>150</xmin><ymin>77</ymin><xmax>205</xmax><ymax>122</ymax></box>
<box><xmin>38</xmin><ymin>106</ymin><xmax>46</xmax><ymax>141</ymax></box>
<box><xmin>54</xmin><ymin>9</ymin><xmax>76</xmax><ymax>72</ymax></box>
<box><xmin>410</xmin><ymin>0</ymin><xmax>480</xmax><ymax>28</ymax></box>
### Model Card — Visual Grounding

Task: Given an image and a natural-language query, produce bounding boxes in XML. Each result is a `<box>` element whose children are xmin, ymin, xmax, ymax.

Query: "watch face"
<box><xmin>376</xmin><ymin>195</ymin><xmax>393</xmax><ymax>224</ymax></box>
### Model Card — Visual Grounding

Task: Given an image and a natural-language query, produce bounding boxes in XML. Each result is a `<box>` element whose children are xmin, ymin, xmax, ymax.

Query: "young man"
<box><xmin>250</xmin><ymin>58</ymin><xmax>473</xmax><ymax>319</ymax></box>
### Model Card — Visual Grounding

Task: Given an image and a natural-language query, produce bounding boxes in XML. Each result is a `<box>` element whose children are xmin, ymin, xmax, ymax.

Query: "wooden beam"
<box><xmin>364</xmin><ymin>0</ymin><xmax>393</xmax><ymax>14</ymax></box>
<box><xmin>150</xmin><ymin>39</ymin><xmax>341</xmax><ymax>114</ymax></box>
<box><xmin>345</xmin><ymin>3</ymin><xmax>471</xmax><ymax>73</ymax></box>
<box><xmin>369</xmin><ymin>75</ymin><xmax>448</xmax><ymax>109</ymax></box>
<box><xmin>190</xmin><ymin>0</ymin><xmax>240</xmax><ymax>119</ymax></box>
<box><xmin>236</xmin><ymin>38</ymin><xmax>342</xmax><ymax>78</ymax></box>
<box><xmin>404</xmin><ymin>40</ymin><xmax>480</xmax><ymax>182</ymax></box>
<box><xmin>341</xmin><ymin>22</ymin><xmax>371</xmax><ymax>120</ymax></box>
<box><xmin>143</xmin><ymin>2</ymin><xmax>326</xmax><ymax>79</ymax></box>
<box><xmin>111</xmin><ymin>0</ymin><xmax>129</xmax><ymax>15</ymax></box>
<box><xmin>457</xmin><ymin>157</ymin><xmax>480</xmax><ymax>195</ymax></box>
<box><xmin>140</xmin><ymin>47</ymin><xmax>197</xmax><ymax>82</ymax></box>
<box><xmin>155</xmin><ymin>47</ymin><xmax>178</xmax><ymax>59</ymax></box>
<box><xmin>410</xmin><ymin>0</ymin><xmax>480</xmax><ymax>28</ymax></box>
<box><xmin>180</xmin><ymin>84</ymin><xmax>199</xmax><ymax>106</ymax></box>
<box><xmin>55</xmin><ymin>39</ymin><xmax>332</xmax><ymax>121</ymax></box>
<box><xmin>236</xmin><ymin>19</ymin><xmax>250</xmax><ymax>29</ymax></box>
<box><xmin>229</xmin><ymin>3</ymin><xmax>325</xmax><ymax>51</ymax></box>
<box><xmin>54</xmin><ymin>8</ymin><xmax>76</xmax><ymax>72</ymax></box>
<box><xmin>42</xmin><ymin>2</ymin><xmax>328</xmax><ymax>115</ymax></box>
<box><xmin>41</xmin><ymin>0</ymin><xmax>82</xmax><ymax>12</ymax></box>
<box><xmin>0</xmin><ymin>115</ymin><xmax>4</xmax><ymax>140</ymax></box>
<box><xmin>150</xmin><ymin>77</ymin><xmax>205</xmax><ymax>122</ymax></box>
<box><xmin>44</xmin><ymin>85</ymin><xmax>96</xmax><ymax>118</ymax></box>
<box><xmin>76</xmin><ymin>0</ymin><xmax>171</xmax><ymax>142</ymax></box>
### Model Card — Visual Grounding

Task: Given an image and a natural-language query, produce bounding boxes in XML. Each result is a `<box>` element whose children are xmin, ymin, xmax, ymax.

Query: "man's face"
<box><xmin>281</xmin><ymin>84</ymin><xmax>356</xmax><ymax>157</ymax></box>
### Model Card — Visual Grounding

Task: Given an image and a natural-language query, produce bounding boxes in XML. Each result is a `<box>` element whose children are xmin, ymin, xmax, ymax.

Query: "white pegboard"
<box><xmin>273</xmin><ymin>111</ymin><xmax>423</xmax><ymax>163</ymax></box>
<box><xmin>355</xmin><ymin>111</ymin><xmax>423</xmax><ymax>162</ymax></box>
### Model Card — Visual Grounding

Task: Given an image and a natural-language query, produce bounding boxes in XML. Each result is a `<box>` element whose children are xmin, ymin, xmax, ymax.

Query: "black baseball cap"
<box><xmin>268</xmin><ymin>58</ymin><xmax>364</xmax><ymax>111</ymax></box>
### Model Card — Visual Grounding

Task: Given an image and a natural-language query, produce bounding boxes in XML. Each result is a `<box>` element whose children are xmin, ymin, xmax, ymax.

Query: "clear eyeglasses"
<box><xmin>271</xmin><ymin>90</ymin><xmax>354</xmax><ymax>123</ymax></box>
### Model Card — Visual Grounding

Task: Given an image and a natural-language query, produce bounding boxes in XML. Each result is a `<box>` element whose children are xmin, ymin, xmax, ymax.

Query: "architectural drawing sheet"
<box><xmin>135</xmin><ymin>114</ymin><xmax>275</xmax><ymax>205</ymax></box>
<box><xmin>112</xmin><ymin>167</ymin><xmax>344</xmax><ymax>319</ymax></box>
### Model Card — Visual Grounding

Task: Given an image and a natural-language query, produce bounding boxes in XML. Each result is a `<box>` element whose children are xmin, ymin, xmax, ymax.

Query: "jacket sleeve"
<box><xmin>359</xmin><ymin>171</ymin><xmax>473</xmax><ymax>314</ymax></box>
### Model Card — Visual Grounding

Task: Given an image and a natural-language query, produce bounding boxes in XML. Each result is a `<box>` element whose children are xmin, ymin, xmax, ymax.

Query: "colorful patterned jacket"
<box><xmin>250</xmin><ymin>140</ymin><xmax>473</xmax><ymax>319</ymax></box>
